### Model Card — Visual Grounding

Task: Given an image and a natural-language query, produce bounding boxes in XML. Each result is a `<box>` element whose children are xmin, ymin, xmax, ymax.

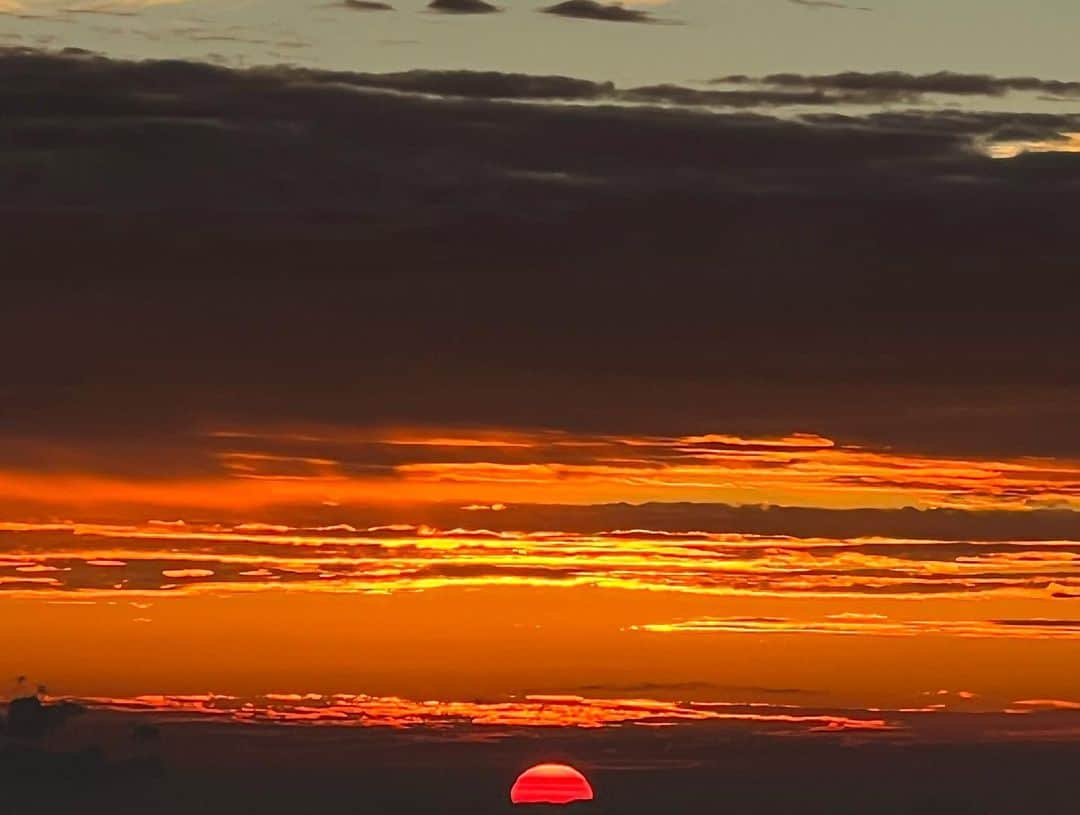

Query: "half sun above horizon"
<box><xmin>511</xmin><ymin>764</ymin><xmax>595</xmax><ymax>806</ymax></box>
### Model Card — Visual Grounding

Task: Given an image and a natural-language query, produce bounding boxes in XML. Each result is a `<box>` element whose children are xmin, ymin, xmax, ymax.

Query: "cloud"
<box><xmin>160</xmin><ymin>568</ymin><xmax>215</xmax><ymax>578</ymax></box>
<box><xmin>541</xmin><ymin>0</ymin><xmax>664</xmax><ymax>24</ymax></box>
<box><xmin>622</xmin><ymin>84</ymin><xmax>840</xmax><ymax>107</ymax></box>
<box><xmin>715</xmin><ymin>71</ymin><xmax>1080</xmax><ymax>104</ymax></box>
<box><xmin>2</xmin><ymin>424</ymin><xmax>1079</xmax><ymax>513</ymax></box>
<box><xmin>2</xmin><ymin>516</ymin><xmax>1077</xmax><ymax>600</ymax></box>
<box><xmin>436</xmin><ymin>503</ymin><xmax>1080</xmax><ymax>542</ymax></box>
<box><xmin>572</xmin><ymin>682</ymin><xmax>819</xmax><ymax>695</ymax></box>
<box><xmin>4</xmin><ymin>50</ymin><xmax>1078</xmax><ymax>216</ymax></box>
<box><xmin>1011</xmin><ymin>698</ymin><xmax>1080</xmax><ymax>710</ymax></box>
<box><xmin>427</xmin><ymin>0</ymin><xmax>498</xmax><ymax>13</ymax></box>
<box><xmin>2</xmin><ymin>0</ymin><xmax>184</xmax><ymax>15</ymax></box>
<box><xmin>329</xmin><ymin>68</ymin><xmax>614</xmax><ymax>100</ymax></box>
<box><xmin>635</xmin><ymin>617</ymin><xmax>1080</xmax><ymax>640</ymax></box>
<box><xmin>73</xmin><ymin>691</ymin><xmax>898</xmax><ymax>734</ymax></box>
<box><xmin>788</xmin><ymin>0</ymin><xmax>871</xmax><ymax>11</ymax></box>
<box><xmin>2</xmin><ymin>49</ymin><xmax>1080</xmax><ymax>462</ymax></box>
<box><xmin>341</xmin><ymin>0</ymin><xmax>394</xmax><ymax>9</ymax></box>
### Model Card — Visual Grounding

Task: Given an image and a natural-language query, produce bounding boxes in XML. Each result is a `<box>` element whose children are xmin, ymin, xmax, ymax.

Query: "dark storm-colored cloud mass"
<box><xmin>541</xmin><ymin>1</ymin><xmax>661</xmax><ymax>24</ymax></box>
<box><xmin>3</xmin><ymin>50</ymin><xmax>1078</xmax><ymax>212</ymax></box>
<box><xmin>1</xmin><ymin>48</ymin><xmax>1079</xmax><ymax>454</ymax></box>
<box><xmin>428</xmin><ymin>0</ymin><xmax>499</xmax><ymax>13</ymax></box>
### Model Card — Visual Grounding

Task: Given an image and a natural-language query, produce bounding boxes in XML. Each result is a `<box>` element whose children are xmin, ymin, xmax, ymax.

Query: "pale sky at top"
<box><xmin>4</xmin><ymin>0</ymin><xmax>1080</xmax><ymax>86</ymax></box>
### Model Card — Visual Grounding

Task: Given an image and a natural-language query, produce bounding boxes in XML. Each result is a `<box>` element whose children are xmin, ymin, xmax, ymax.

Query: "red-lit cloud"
<box><xmin>47</xmin><ymin>691</ymin><xmax>1080</xmax><ymax>744</ymax></box>
<box><xmin>70</xmin><ymin>692</ymin><xmax>899</xmax><ymax>735</ymax></box>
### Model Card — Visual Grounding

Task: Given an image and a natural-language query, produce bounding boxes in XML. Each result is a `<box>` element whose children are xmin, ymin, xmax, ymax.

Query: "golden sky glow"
<box><xmin>2</xmin><ymin>423</ymin><xmax>1078</xmax><ymax>743</ymax></box>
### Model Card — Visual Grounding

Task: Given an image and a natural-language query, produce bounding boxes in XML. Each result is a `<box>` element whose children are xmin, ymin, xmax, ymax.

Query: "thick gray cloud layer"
<box><xmin>1</xmin><ymin>50</ymin><xmax>1078</xmax><ymax>454</ymax></box>
<box><xmin>3</xmin><ymin>50</ymin><xmax>1077</xmax><ymax>211</ymax></box>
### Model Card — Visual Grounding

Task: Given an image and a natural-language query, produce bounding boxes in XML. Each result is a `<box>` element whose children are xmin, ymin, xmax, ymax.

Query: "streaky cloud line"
<box><xmin>2</xmin><ymin>519</ymin><xmax>1078</xmax><ymax>599</ymax></box>
<box><xmin>68</xmin><ymin>692</ymin><xmax>899</xmax><ymax>734</ymax></box>
<box><xmin>48</xmin><ymin>692</ymin><xmax>1080</xmax><ymax>743</ymax></box>
<box><xmin>633</xmin><ymin>616</ymin><xmax>1080</xmax><ymax>639</ymax></box>
<box><xmin>4</xmin><ymin>423</ymin><xmax>1080</xmax><ymax>513</ymax></box>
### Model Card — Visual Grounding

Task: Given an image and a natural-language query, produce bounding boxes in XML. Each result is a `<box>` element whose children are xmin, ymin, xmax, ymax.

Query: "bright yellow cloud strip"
<box><xmin>1</xmin><ymin>519</ymin><xmax>1077</xmax><ymax>600</ymax></box>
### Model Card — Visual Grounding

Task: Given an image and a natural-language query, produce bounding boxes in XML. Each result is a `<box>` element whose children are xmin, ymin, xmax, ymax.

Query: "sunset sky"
<box><xmin>2</xmin><ymin>1</ymin><xmax>1079</xmax><ymax>811</ymax></box>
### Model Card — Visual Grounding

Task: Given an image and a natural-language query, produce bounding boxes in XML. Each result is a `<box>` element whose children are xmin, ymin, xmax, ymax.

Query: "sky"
<box><xmin>5</xmin><ymin>0</ymin><xmax>1080</xmax><ymax>86</ymax></box>
<box><xmin>1</xmin><ymin>1</ymin><xmax>1080</xmax><ymax>811</ymax></box>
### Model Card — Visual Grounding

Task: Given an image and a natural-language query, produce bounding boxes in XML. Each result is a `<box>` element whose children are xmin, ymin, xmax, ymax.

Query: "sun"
<box><xmin>510</xmin><ymin>763</ymin><xmax>595</xmax><ymax>805</ymax></box>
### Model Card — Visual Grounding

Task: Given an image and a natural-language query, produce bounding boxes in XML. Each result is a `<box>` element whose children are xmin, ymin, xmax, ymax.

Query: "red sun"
<box><xmin>510</xmin><ymin>763</ymin><xmax>594</xmax><ymax>805</ymax></box>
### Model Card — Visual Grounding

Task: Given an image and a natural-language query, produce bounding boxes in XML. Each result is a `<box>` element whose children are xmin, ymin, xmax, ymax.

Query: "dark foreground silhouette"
<box><xmin>2</xmin><ymin>698</ymin><xmax>1074</xmax><ymax>814</ymax></box>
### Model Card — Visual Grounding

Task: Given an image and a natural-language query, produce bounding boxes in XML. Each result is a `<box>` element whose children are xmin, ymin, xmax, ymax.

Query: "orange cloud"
<box><xmin>1</xmin><ymin>519</ymin><xmax>1077</xmax><ymax>600</ymax></box>
<box><xmin>634</xmin><ymin>617</ymin><xmax>1080</xmax><ymax>639</ymax></box>
<box><xmin>70</xmin><ymin>692</ymin><xmax>898</xmax><ymax>734</ymax></box>
<box><xmin>1011</xmin><ymin>698</ymin><xmax>1080</xmax><ymax>710</ymax></box>
<box><xmin>1</xmin><ymin>424</ymin><xmax>1078</xmax><ymax>515</ymax></box>
<box><xmin>161</xmin><ymin>568</ymin><xmax>216</xmax><ymax>579</ymax></box>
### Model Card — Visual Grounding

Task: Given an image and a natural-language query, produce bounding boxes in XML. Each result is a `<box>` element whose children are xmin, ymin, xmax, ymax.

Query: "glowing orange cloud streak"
<box><xmin>634</xmin><ymin>617</ymin><xmax>1080</xmax><ymax>639</ymax></box>
<box><xmin>1</xmin><ymin>520</ymin><xmax>1077</xmax><ymax>600</ymax></box>
<box><xmin>2</xmin><ymin>425</ymin><xmax>1079</xmax><ymax>513</ymax></box>
<box><xmin>3</xmin><ymin>519</ymin><xmax>1079</xmax><ymax>557</ymax></box>
<box><xmin>1011</xmin><ymin>699</ymin><xmax>1080</xmax><ymax>710</ymax></box>
<box><xmin>67</xmin><ymin>692</ymin><xmax>899</xmax><ymax>734</ymax></box>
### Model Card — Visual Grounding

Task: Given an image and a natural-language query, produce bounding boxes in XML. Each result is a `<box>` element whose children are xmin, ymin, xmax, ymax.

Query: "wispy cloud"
<box><xmin>3</xmin><ymin>425</ymin><xmax>1078</xmax><ymax>515</ymax></box>
<box><xmin>634</xmin><ymin>616</ymin><xmax>1080</xmax><ymax>639</ymax></box>
<box><xmin>787</xmin><ymin>0</ymin><xmax>871</xmax><ymax>11</ymax></box>
<box><xmin>51</xmin><ymin>691</ymin><xmax>1080</xmax><ymax>743</ymax></box>
<box><xmin>1011</xmin><ymin>698</ymin><xmax>1080</xmax><ymax>710</ymax></box>
<box><xmin>72</xmin><ymin>692</ymin><xmax>899</xmax><ymax>734</ymax></box>
<box><xmin>1</xmin><ymin>519</ymin><xmax>1077</xmax><ymax>600</ymax></box>
<box><xmin>715</xmin><ymin>71</ymin><xmax>1080</xmax><ymax>104</ymax></box>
